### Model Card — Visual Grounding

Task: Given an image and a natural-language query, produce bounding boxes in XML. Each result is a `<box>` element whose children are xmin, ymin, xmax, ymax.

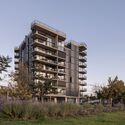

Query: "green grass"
<box><xmin>0</xmin><ymin>111</ymin><xmax>125</xmax><ymax>125</ymax></box>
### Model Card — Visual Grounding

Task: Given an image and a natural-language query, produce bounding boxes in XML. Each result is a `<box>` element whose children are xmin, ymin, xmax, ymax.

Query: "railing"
<box><xmin>35</xmin><ymin>75</ymin><xmax>57</xmax><ymax>80</ymax></box>
<box><xmin>79</xmin><ymin>75</ymin><xmax>87</xmax><ymax>79</ymax></box>
<box><xmin>79</xmin><ymin>82</ymin><xmax>87</xmax><ymax>86</ymax></box>
<box><xmin>34</xmin><ymin>38</ymin><xmax>57</xmax><ymax>48</ymax></box>
<box><xmin>79</xmin><ymin>69</ymin><xmax>87</xmax><ymax>73</ymax></box>
<box><xmin>79</xmin><ymin>42</ymin><xmax>87</xmax><ymax>48</ymax></box>
<box><xmin>15</xmin><ymin>65</ymin><xmax>19</xmax><ymax>69</ymax></box>
<box><xmin>14</xmin><ymin>47</ymin><xmax>19</xmax><ymax>51</ymax></box>
<box><xmin>79</xmin><ymin>56</ymin><xmax>87</xmax><ymax>61</ymax></box>
<box><xmin>58</xmin><ymin>62</ymin><xmax>65</xmax><ymax>66</ymax></box>
<box><xmin>80</xmin><ymin>88</ymin><xmax>87</xmax><ymax>92</ymax></box>
<box><xmin>14</xmin><ymin>59</ymin><xmax>19</xmax><ymax>63</ymax></box>
<box><xmin>35</xmin><ymin>66</ymin><xmax>57</xmax><ymax>72</ymax></box>
<box><xmin>34</xmin><ymin>47</ymin><xmax>56</xmax><ymax>56</ymax></box>
<box><xmin>58</xmin><ymin>46</ymin><xmax>65</xmax><ymax>52</ymax></box>
<box><xmin>58</xmin><ymin>76</ymin><xmax>65</xmax><ymax>81</ymax></box>
<box><xmin>35</xmin><ymin>56</ymin><xmax>57</xmax><ymax>65</ymax></box>
<box><xmin>31</xmin><ymin>20</ymin><xmax>66</xmax><ymax>37</ymax></box>
<box><xmin>79</xmin><ymin>62</ymin><xmax>87</xmax><ymax>67</ymax></box>
<box><xmin>58</xmin><ymin>69</ymin><xmax>65</xmax><ymax>73</ymax></box>
<box><xmin>79</xmin><ymin>50</ymin><xmax>87</xmax><ymax>55</ymax></box>
<box><xmin>14</xmin><ymin>53</ymin><xmax>19</xmax><ymax>57</ymax></box>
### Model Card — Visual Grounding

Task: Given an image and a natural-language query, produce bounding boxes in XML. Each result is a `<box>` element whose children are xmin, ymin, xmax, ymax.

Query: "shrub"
<box><xmin>1</xmin><ymin>101</ymin><xmax>120</xmax><ymax>120</ymax></box>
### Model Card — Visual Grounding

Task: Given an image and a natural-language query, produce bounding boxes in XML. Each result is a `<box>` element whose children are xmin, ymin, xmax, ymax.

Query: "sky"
<box><xmin>0</xmin><ymin>0</ymin><xmax>125</xmax><ymax>94</ymax></box>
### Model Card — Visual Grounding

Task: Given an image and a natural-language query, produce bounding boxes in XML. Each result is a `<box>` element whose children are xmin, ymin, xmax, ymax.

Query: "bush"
<box><xmin>0</xmin><ymin>101</ymin><xmax>113</xmax><ymax>120</ymax></box>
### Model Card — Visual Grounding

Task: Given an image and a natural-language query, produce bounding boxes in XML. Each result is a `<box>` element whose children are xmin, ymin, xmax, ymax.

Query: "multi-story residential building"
<box><xmin>14</xmin><ymin>21</ymin><xmax>87</xmax><ymax>103</ymax></box>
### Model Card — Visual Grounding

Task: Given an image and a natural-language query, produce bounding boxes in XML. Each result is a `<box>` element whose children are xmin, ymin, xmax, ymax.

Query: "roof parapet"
<box><xmin>65</xmin><ymin>40</ymin><xmax>87</xmax><ymax>48</ymax></box>
<box><xmin>31</xmin><ymin>20</ymin><xmax>66</xmax><ymax>38</ymax></box>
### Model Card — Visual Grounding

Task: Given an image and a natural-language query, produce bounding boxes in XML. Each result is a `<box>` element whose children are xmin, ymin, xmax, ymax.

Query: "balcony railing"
<box><xmin>58</xmin><ymin>69</ymin><xmax>65</xmax><ymax>73</ymax></box>
<box><xmin>35</xmin><ymin>75</ymin><xmax>57</xmax><ymax>80</ymax></box>
<box><xmin>79</xmin><ymin>50</ymin><xmax>87</xmax><ymax>55</ymax></box>
<box><xmin>80</xmin><ymin>88</ymin><xmax>87</xmax><ymax>92</ymax></box>
<box><xmin>31</xmin><ymin>20</ymin><xmax>66</xmax><ymax>38</ymax></box>
<box><xmin>58</xmin><ymin>46</ymin><xmax>65</xmax><ymax>52</ymax></box>
<box><xmin>14</xmin><ymin>59</ymin><xmax>19</xmax><ymax>64</ymax></box>
<box><xmin>14</xmin><ymin>53</ymin><xmax>19</xmax><ymax>58</ymax></box>
<box><xmin>15</xmin><ymin>65</ymin><xmax>19</xmax><ymax>69</ymax></box>
<box><xmin>14</xmin><ymin>47</ymin><xmax>19</xmax><ymax>52</ymax></box>
<box><xmin>34</xmin><ymin>47</ymin><xmax>57</xmax><ymax>56</ymax></box>
<box><xmin>79</xmin><ymin>43</ymin><xmax>87</xmax><ymax>48</ymax></box>
<box><xmin>79</xmin><ymin>56</ymin><xmax>87</xmax><ymax>61</ymax></box>
<box><xmin>58</xmin><ymin>62</ymin><xmax>65</xmax><ymax>66</ymax></box>
<box><xmin>35</xmin><ymin>66</ymin><xmax>57</xmax><ymax>72</ymax></box>
<box><xmin>58</xmin><ymin>76</ymin><xmax>65</xmax><ymax>81</ymax></box>
<box><xmin>79</xmin><ymin>62</ymin><xmax>87</xmax><ymax>67</ymax></box>
<box><xmin>79</xmin><ymin>69</ymin><xmax>87</xmax><ymax>73</ymax></box>
<box><xmin>33</xmin><ymin>38</ymin><xmax>57</xmax><ymax>49</ymax></box>
<box><xmin>79</xmin><ymin>82</ymin><xmax>87</xmax><ymax>86</ymax></box>
<box><xmin>79</xmin><ymin>75</ymin><xmax>87</xmax><ymax>80</ymax></box>
<box><xmin>34</xmin><ymin>56</ymin><xmax>57</xmax><ymax>65</ymax></box>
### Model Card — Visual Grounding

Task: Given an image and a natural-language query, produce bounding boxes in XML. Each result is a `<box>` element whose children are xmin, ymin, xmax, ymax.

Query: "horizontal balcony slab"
<box><xmin>32</xmin><ymin>50</ymin><xmax>57</xmax><ymax>60</ymax></box>
<box><xmin>32</xmin><ymin>40</ymin><xmax>57</xmax><ymax>52</ymax></box>
<box><xmin>31</xmin><ymin>21</ymin><xmax>66</xmax><ymax>40</ymax></box>
<box><xmin>33</xmin><ymin>58</ymin><xmax>58</xmax><ymax>66</ymax></box>
<box><xmin>80</xmin><ymin>89</ymin><xmax>87</xmax><ymax>92</ymax></box>
<box><xmin>32</xmin><ymin>67</ymin><xmax>58</xmax><ymax>74</ymax></box>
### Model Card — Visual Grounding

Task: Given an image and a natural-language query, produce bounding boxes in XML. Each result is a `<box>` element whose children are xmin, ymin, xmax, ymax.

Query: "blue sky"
<box><xmin>0</xmin><ymin>0</ymin><xmax>125</xmax><ymax>93</ymax></box>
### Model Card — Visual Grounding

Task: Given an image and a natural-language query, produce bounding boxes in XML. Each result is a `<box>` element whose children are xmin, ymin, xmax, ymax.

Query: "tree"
<box><xmin>0</xmin><ymin>55</ymin><xmax>11</xmax><ymax>80</ymax></box>
<box><xmin>8</xmin><ymin>63</ymin><xmax>32</xmax><ymax>100</ymax></box>
<box><xmin>34</xmin><ymin>79</ymin><xmax>58</xmax><ymax>102</ymax></box>
<box><xmin>95</xmin><ymin>76</ymin><xmax>125</xmax><ymax>105</ymax></box>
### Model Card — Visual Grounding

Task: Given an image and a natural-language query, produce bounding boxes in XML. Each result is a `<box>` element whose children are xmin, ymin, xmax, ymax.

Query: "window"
<box><xmin>70</xmin><ymin>77</ymin><xmax>72</xmax><ymax>83</ymax></box>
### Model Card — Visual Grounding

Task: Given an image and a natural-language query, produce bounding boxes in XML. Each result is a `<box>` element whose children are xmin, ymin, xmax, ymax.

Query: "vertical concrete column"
<box><xmin>54</xmin><ymin>97</ymin><xmax>57</xmax><ymax>103</ymax></box>
<box><xmin>76</xmin><ymin>98</ymin><xmax>79</xmax><ymax>104</ymax></box>
<box><xmin>65</xmin><ymin>97</ymin><xmax>67</xmax><ymax>103</ymax></box>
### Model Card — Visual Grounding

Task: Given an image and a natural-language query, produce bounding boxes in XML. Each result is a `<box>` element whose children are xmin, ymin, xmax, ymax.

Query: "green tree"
<box><xmin>0</xmin><ymin>55</ymin><xmax>11</xmax><ymax>80</ymax></box>
<box><xmin>95</xmin><ymin>76</ymin><xmax>125</xmax><ymax>105</ymax></box>
<box><xmin>35</xmin><ymin>79</ymin><xmax>58</xmax><ymax>102</ymax></box>
<box><xmin>8</xmin><ymin>63</ymin><xmax>32</xmax><ymax>100</ymax></box>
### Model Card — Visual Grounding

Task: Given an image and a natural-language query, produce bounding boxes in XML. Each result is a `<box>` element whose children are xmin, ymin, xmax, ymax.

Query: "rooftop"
<box><xmin>31</xmin><ymin>20</ymin><xmax>66</xmax><ymax>39</ymax></box>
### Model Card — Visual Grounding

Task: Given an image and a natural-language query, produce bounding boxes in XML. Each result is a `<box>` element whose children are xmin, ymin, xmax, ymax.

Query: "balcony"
<box><xmin>35</xmin><ymin>75</ymin><xmax>57</xmax><ymax>81</ymax></box>
<box><xmin>79</xmin><ymin>75</ymin><xmax>87</xmax><ymax>80</ymax></box>
<box><xmin>33</xmin><ymin>56</ymin><xmax>57</xmax><ymax>66</ymax></box>
<box><xmin>58</xmin><ymin>62</ymin><xmax>65</xmax><ymax>68</ymax></box>
<box><xmin>79</xmin><ymin>50</ymin><xmax>87</xmax><ymax>56</ymax></box>
<box><xmin>58</xmin><ymin>46</ymin><xmax>65</xmax><ymax>52</ymax></box>
<box><xmin>33</xmin><ymin>67</ymin><xmax>57</xmax><ymax>74</ymax></box>
<box><xmin>15</xmin><ymin>65</ymin><xmax>19</xmax><ymax>70</ymax></box>
<box><xmin>58</xmin><ymin>81</ymin><xmax>66</xmax><ymax>88</ymax></box>
<box><xmin>79</xmin><ymin>56</ymin><xmax>87</xmax><ymax>62</ymax></box>
<box><xmin>79</xmin><ymin>69</ymin><xmax>87</xmax><ymax>74</ymax></box>
<box><xmin>79</xmin><ymin>82</ymin><xmax>87</xmax><ymax>86</ymax></box>
<box><xmin>14</xmin><ymin>53</ymin><xmax>19</xmax><ymax>58</ymax></box>
<box><xmin>33</xmin><ymin>47</ymin><xmax>57</xmax><ymax>59</ymax></box>
<box><xmin>14</xmin><ymin>59</ymin><xmax>19</xmax><ymax>64</ymax></box>
<box><xmin>80</xmin><ymin>88</ymin><xmax>87</xmax><ymax>92</ymax></box>
<box><xmin>58</xmin><ymin>76</ymin><xmax>66</xmax><ymax>82</ymax></box>
<box><xmin>58</xmin><ymin>69</ymin><xmax>65</xmax><ymax>74</ymax></box>
<box><xmin>79</xmin><ymin>62</ymin><xmax>87</xmax><ymax>68</ymax></box>
<box><xmin>32</xmin><ymin>39</ymin><xmax>57</xmax><ymax>51</ymax></box>
<box><xmin>14</xmin><ymin>47</ymin><xmax>19</xmax><ymax>52</ymax></box>
<box><xmin>57</xmin><ymin>88</ymin><xmax>66</xmax><ymax>95</ymax></box>
<box><xmin>79</xmin><ymin>43</ymin><xmax>87</xmax><ymax>50</ymax></box>
<box><xmin>31</xmin><ymin>20</ymin><xmax>66</xmax><ymax>40</ymax></box>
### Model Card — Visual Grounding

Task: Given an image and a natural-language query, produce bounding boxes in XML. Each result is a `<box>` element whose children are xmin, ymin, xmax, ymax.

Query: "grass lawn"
<box><xmin>0</xmin><ymin>111</ymin><xmax>125</xmax><ymax>125</ymax></box>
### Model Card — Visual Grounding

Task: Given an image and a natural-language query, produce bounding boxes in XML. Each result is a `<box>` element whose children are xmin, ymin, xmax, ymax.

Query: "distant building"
<box><xmin>14</xmin><ymin>21</ymin><xmax>87</xmax><ymax>103</ymax></box>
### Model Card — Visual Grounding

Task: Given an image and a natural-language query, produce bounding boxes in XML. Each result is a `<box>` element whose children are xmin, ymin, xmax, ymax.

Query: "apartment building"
<box><xmin>14</xmin><ymin>21</ymin><xmax>87</xmax><ymax>103</ymax></box>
